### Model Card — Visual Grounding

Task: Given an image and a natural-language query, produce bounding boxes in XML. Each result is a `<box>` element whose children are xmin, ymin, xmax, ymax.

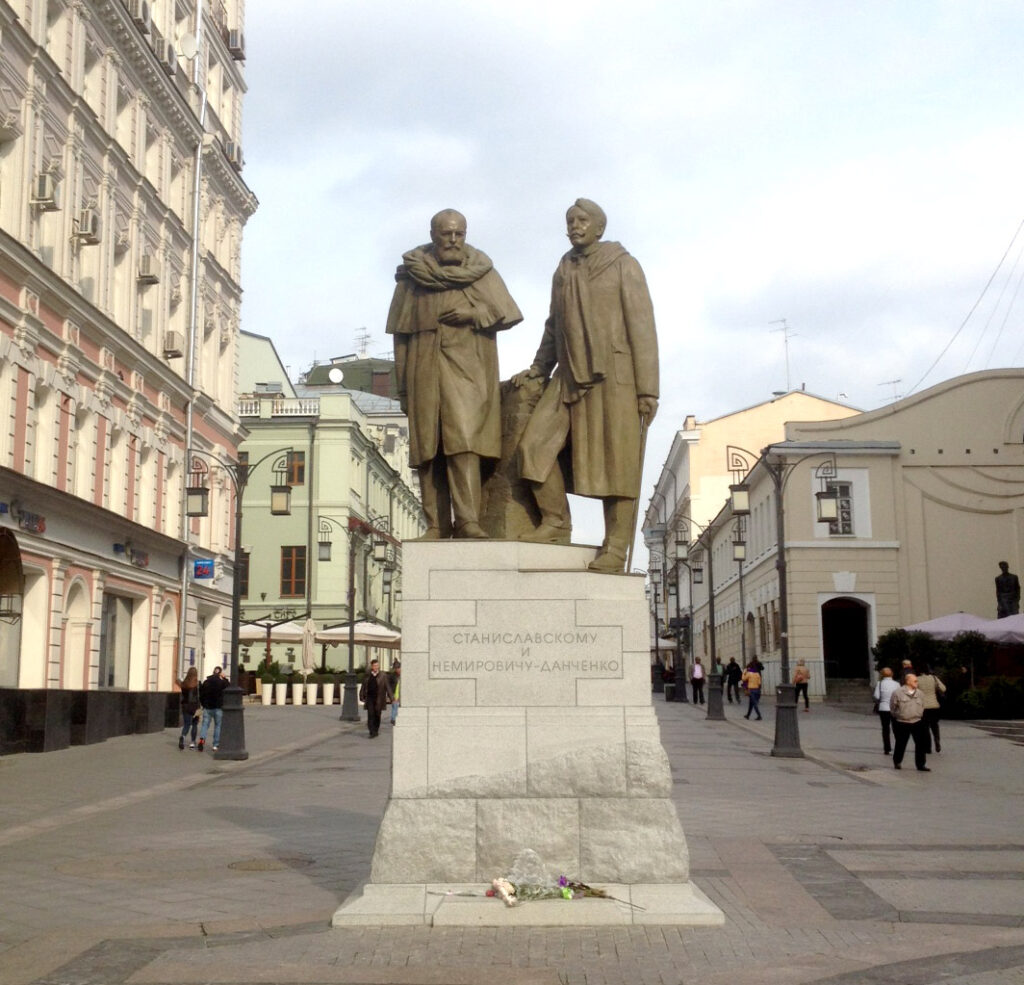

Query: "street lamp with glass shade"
<box><xmin>729</xmin><ymin>483</ymin><xmax>750</xmax><ymax>515</ymax></box>
<box><xmin>816</xmin><ymin>487</ymin><xmax>839</xmax><ymax>523</ymax></box>
<box><xmin>269</xmin><ymin>485</ymin><xmax>291</xmax><ymax>516</ymax></box>
<box><xmin>185</xmin><ymin>485</ymin><xmax>209</xmax><ymax>517</ymax></box>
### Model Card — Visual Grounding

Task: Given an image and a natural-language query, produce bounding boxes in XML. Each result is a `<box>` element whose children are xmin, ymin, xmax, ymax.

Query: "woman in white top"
<box><xmin>873</xmin><ymin>667</ymin><xmax>902</xmax><ymax>756</ymax></box>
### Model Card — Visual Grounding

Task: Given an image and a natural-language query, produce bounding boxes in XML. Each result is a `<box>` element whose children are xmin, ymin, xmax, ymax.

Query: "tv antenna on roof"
<box><xmin>878</xmin><ymin>378</ymin><xmax>902</xmax><ymax>402</ymax></box>
<box><xmin>769</xmin><ymin>318</ymin><xmax>797</xmax><ymax>392</ymax></box>
<box><xmin>354</xmin><ymin>328</ymin><xmax>372</xmax><ymax>358</ymax></box>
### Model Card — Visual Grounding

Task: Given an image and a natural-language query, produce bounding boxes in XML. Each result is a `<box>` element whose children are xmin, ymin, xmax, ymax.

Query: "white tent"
<box><xmin>316</xmin><ymin>621</ymin><xmax>401</xmax><ymax>650</ymax></box>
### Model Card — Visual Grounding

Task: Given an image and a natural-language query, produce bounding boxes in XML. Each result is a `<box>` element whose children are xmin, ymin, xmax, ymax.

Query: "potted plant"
<box><xmin>304</xmin><ymin>673</ymin><xmax>319</xmax><ymax>706</ymax></box>
<box><xmin>273</xmin><ymin>671</ymin><xmax>289</xmax><ymax>706</ymax></box>
<box><xmin>260</xmin><ymin>669</ymin><xmax>274</xmax><ymax>706</ymax></box>
<box><xmin>290</xmin><ymin>671</ymin><xmax>304</xmax><ymax>707</ymax></box>
<box><xmin>321</xmin><ymin>671</ymin><xmax>337</xmax><ymax>706</ymax></box>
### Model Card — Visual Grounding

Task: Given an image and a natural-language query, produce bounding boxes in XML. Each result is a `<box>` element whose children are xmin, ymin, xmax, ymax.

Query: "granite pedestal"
<box><xmin>332</xmin><ymin>541</ymin><xmax>722</xmax><ymax>927</ymax></box>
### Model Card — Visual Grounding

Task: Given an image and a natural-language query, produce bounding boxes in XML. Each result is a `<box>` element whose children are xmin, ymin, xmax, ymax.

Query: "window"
<box><xmin>238</xmin><ymin>551</ymin><xmax>250</xmax><ymax>599</ymax></box>
<box><xmin>287</xmin><ymin>451</ymin><xmax>305</xmax><ymax>486</ymax></box>
<box><xmin>827</xmin><ymin>480</ymin><xmax>854</xmax><ymax>535</ymax></box>
<box><xmin>280</xmin><ymin>546</ymin><xmax>306</xmax><ymax>598</ymax></box>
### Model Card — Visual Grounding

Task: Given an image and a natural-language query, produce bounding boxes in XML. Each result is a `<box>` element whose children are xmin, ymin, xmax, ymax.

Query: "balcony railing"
<box><xmin>236</xmin><ymin>398</ymin><xmax>321</xmax><ymax>418</ymax></box>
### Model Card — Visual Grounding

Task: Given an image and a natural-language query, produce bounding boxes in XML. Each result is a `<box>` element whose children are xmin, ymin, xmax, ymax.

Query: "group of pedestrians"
<box><xmin>873</xmin><ymin>661</ymin><xmax>946</xmax><ymax>772</ymax></box>
<box><xmin>176</xmin><ymin>666</ymin><xmax>231</xmax><ymax>752</ymax></box>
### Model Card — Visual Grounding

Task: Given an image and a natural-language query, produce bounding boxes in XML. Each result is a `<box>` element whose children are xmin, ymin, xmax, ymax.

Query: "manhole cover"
<box><xmin>228</xmin><ymin>857</ymin><xmax>314</xmax><ymax>872</ymax></box>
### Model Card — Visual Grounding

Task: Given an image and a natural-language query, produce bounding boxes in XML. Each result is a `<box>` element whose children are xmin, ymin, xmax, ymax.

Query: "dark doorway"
<box><xmin>821</xmin><ymin>597</ymin><xmax>870</xmax><ymax>679</ymax></box>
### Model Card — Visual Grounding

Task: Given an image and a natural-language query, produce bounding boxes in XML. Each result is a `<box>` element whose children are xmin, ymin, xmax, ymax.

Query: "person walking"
<box><xmin>177</xmin><ymin>667</ymin><xmax>200</xmax><ymax>750</ymax></box>
<box><xmin>916</xmin><ymin>665</ymin><xmax>947</xmax><ymax>754</ymax></box>
<box><xmin>725</xmin><ymin>658</ymin><xmax>743</xmax><ymax>704</ymax></box>
<box><xmin>873</xmin><ymin>667</ymin><xmax>901</xmax><ymax>755</ymax></box>
<box><xmin>389</xmin><ymin>661</ymin><xmax>402</xmax><ymax>726</ymax></box>
<box><xmin>741</xmin><ymin>662</ymin><xmax>763</xmax><ymax>720</ymax></box>
<box><xmin>359</xmin><ymin>659</ymin><xmax>394</xmax><ymax>738</ymax></box>
<box><xmin>793</xmin><ymin>659</ymin><xmax>811</xmax><ymax>712</ymax></box>
<box><xmin>197</xmin><ymin>666</ymin><xmax>230</xmax><ymax>753</ymax></box>
<box><xmin>890</xmin><ymin>672</ymin><xmax>929</xmax><ymax>771</ymax></box>
<box><xmin>690</xmin><ymin>657</ymin><xmax>706</xmax><ymax>704</ymax></box>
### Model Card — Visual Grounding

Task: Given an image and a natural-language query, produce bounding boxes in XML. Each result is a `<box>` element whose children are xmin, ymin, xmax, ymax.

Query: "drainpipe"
<box><xmin>177</xmin><ymin>0</ymin><xmax>207</xmax><ymax>676</ymax></box>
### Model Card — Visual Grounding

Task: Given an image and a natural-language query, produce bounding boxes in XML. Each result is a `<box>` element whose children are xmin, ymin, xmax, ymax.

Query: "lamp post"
<box><xmin>726</xmin><ymin>445</ymin><xmax>838</xmax><ymax>758</ymax></box>
<box><xmin>185</xmin><ymin>446</ymin><xmax>294</xmax><ymax>761</ymax></box>
<box><xmin>317</xmin><ymin>513</ymin><xmax>400</xmax><ymax>722</ymax></box>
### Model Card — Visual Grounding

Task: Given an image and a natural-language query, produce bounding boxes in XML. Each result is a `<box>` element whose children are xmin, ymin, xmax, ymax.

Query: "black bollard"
<box><xmin>705</xmin><ymin>672</ymin><xmax>726</xmax><ymax>721</ymax></box>
<box><xmin>212</xmin><ymin>685</ymin><xmax>249</xmax><ymax>761</ymax></box>
<box><xmin>771</xmin><ymin>682</ymin><xmax>804</xmax><ymax>757</ymax></box>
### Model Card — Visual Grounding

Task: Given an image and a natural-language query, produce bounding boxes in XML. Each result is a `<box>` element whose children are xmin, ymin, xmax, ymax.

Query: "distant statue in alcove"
<box><xmin>995</xmin><ymin>561</ymin><xmax>1020</xmax><ymax>618</ymax></box>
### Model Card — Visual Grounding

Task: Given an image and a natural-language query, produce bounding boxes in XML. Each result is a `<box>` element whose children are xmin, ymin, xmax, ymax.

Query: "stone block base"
<box><xmin>332</xmin><ymin>881</ymin><xmax>723</xmax><ymax>927</ymax></box>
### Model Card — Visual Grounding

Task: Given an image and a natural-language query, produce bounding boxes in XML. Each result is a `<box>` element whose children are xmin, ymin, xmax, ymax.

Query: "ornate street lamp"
<box><xmin>186</xmin><ymin>446</ymin><xmax>293</xmax><ymax>760</ymax></box>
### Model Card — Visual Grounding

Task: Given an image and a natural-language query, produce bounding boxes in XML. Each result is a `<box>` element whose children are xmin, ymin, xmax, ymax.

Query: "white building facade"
<box><xmin>0</xmin><ymin>0</ymin><xmax>255</xmax><ymax>703</ymax></box>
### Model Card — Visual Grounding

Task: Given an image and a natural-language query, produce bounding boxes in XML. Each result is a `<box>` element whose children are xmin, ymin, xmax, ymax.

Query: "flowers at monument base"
<box><xmin>488</xmin><ymin>874</ymin><xmax>610</xmax><ymax>907</ymax></box>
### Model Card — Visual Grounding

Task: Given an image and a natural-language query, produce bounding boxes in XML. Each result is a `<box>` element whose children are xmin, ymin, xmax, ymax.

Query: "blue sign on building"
<box><xmin>193</xmin><ymin>559</ymin><xmax>214</xmax><ymax>579</ymax></box>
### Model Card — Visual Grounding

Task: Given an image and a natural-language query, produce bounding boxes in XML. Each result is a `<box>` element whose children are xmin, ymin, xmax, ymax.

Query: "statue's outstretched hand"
<box><xmin>638</xmin><ymin>396</ymin><xmax>659</xmax><ymax>422</ymax></box>
<box><xmin>511</xmin><ymin>367</ymin><xmax>544</xmax><ymax>388</ymax></box>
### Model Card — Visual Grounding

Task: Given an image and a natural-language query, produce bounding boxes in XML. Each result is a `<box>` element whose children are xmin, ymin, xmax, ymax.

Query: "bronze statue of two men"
<box><xmin>386</xmin><ymin>200</ymin><xmax>659</xmax><ymax>574</ymax></box>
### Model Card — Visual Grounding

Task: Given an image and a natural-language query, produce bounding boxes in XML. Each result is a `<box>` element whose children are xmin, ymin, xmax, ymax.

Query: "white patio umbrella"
<box><xmin>901</xmin><ymin>612</ymin><xmax>989</xmax><ymax>640</ymax></box>
<box><xmin>974</xmin><ymin>614</ymin><xmax>1024</xmax><ymax>644</ymax></box>
<box><xmin>316</xmin><ymin>621</ymin><xmax>401</xmax><ymax>649</ymax></box>
<box><xmin>301</xmin><ymin>618</ymin><xmax>318</xmax><ymax>673</ymax></box>
<box><xmin>238</xmin><ymin>619</ymin><xmax>307</xmax><ymax>643</ymax></box>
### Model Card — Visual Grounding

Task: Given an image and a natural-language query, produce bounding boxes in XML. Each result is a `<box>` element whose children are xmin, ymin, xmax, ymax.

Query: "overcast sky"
<box><xmin>238</xmin><ymin>0</ymin><xmax>1024</xmax><ymax>550</ymax></box>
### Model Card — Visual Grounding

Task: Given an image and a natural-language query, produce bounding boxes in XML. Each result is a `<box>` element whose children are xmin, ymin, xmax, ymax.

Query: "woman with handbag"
<box><xmin>873</xmin><ymin>667</ymin><xmax>901</xmax><ymax>756</ymax></box>
<box><xmin>916</xmin><ymin>665</ymin><xmax>947</xmax><ymax>753</ymax></box>
<box><xmin>177</xmin><ymin>667</ymin><xmax>200</xmax><ymax>750</ymax></box>
<box><xmin>741</xmin><ymin>662</ymin><xmax>762</xmax><ymax>720</ymax></box>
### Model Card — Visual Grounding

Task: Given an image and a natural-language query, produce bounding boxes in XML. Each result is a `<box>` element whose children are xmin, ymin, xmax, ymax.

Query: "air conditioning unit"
<box><xmin>226</xmin><ymin>29</ymin><xmax>245</xmax><ymax>60</ymax></box>
<box><xmin>129</xmin><ymin>0</ymin><xmax>151</xmax><ymax>35</ymax></box>
<box><xmin>31</xmin><ymin>173</ymin><xmax>61</xmax><ymax>212</ymax></box>
<box><xmin>224</xmin><ymin>141</ymin><xmax>243</xmax><ymax>171</ymax></box>
<box><xmin>151</xmin><ymin>38</ymin><xmax>177</xmax><ymax>76</ymax></box>
<box><xmin>162</xmin><ymin>330</ymin><xmax>184</xmax><ymax>359</ymax></box>
<box><xmin>77</xmin><ymin>208</ymin><xmax>101</xmax><ymax>245</ymax></box>
<box><xmin>137</xmin><ymin>252</ymin><xmax>159</xmax><ymax>284</ymax></box>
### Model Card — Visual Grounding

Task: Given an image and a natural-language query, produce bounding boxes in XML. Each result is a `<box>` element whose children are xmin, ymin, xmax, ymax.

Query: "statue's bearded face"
<box><xmin>566</xmin><ymin>206</ymin><xmax>603</xmax><ymax>250</ymax></box>
<box><xmin>431</xmin><ymin>216</ymin><xmax>468</xmax><ymax>265</ymax></box>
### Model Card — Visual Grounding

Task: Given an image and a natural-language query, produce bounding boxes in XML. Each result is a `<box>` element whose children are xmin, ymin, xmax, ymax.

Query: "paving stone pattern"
<box><xmin>0</xmin><ymin>699</ymin><xmax>1022</xmax><ymax>984</ymax></box>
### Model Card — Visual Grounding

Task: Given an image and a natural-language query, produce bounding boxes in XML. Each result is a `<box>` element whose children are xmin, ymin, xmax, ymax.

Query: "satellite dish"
<box><xmin>327</xmin><ymin>367</ymin><xmax>344</xmax><ymax>384</ymax></box>
<box><xmin>178</xmin><ymin>33</ymin><xmax>198</xmax><ymax>59</ymax></box>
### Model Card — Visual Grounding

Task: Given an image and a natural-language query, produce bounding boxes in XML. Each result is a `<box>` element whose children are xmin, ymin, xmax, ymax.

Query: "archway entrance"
<box><xmin>821</xmin><ymin>597</ymin><xmax>870</xmax><ymax>679</ymax></box>
<box><xmin>0</xmin><ymin>529</ymin><xmax>24</xmax><ymax>686</ymax></box>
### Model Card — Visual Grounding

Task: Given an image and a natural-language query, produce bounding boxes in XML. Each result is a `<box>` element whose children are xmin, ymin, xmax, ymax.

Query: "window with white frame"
<box><xmin>827</xmin><ymin>480</ymin><xmax>854</xmax><ymax>535</ymax></box>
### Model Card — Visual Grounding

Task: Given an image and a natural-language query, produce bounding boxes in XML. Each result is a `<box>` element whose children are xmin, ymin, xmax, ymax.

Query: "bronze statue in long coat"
<box><xmin>516</xmin><ymin>199</ymin><xmax>659</xmax><ymax>572</ymax></box>
<box><xmin>387</xmin><ymin>210</ymin><xmax>522</xmax><ymax>538</ymax></box>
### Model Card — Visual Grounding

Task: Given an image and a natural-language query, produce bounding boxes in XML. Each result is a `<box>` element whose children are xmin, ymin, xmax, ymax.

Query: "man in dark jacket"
<box><xmin>358</xmin><ymin>659</ymin><xmax>394</xmax><ymax>738</ymax></box>
<box><xmin>197</xmin><ymin>666</ymin><xmax>230</xmax><ymax>752</ymax></box>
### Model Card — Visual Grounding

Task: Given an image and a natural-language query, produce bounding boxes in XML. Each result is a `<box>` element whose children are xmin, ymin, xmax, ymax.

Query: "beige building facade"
<box><xmin>642</xmin><ymin>391</ymin><xmax>858</xmax><ymax>669</ymax></box>
<box><xmin>682</xmin><ymin>370</ymin><xmax>1024</xmax><ymax>697</ymax></box>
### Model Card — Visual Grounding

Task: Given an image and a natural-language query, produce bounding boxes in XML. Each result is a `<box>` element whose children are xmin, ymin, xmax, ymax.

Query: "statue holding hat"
<box><xmin>513</xmin><ymin>199</ymin><xmax>659</xmax><ymax>573</ymax></box>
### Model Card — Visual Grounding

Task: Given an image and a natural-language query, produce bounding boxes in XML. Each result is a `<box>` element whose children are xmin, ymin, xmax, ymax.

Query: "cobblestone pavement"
<box><xmin>0</xmin><ymin>694</ymin><xmax>1022</xmax><ymax>985</ymax></box>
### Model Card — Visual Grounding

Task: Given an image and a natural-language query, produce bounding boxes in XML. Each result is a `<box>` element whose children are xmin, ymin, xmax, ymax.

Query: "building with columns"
<box><xmin>0</xmin><ymin>0</ymin><xmax>255</xmax><ymax>713</ymax></box>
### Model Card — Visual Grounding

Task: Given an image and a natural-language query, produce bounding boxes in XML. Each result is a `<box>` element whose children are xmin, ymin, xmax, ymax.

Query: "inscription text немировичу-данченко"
<box><xmin>428</xmin><ymin>627</ymin><xmax>622</xmax><ymax>679</ymax></box>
